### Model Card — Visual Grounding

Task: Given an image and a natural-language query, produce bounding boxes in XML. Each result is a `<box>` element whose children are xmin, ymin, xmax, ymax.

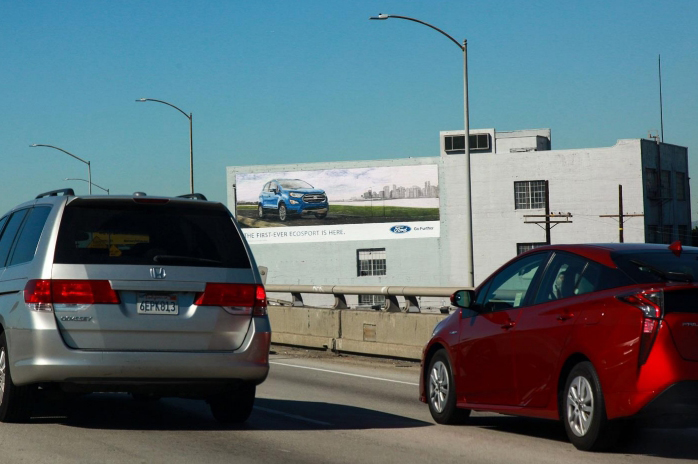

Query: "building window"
<box><xmin>678</xmin><ymin>225</ymin><xmax>689</xmax><ymax>244</ymax></box>
<box><xmin>661</xmin><ymin>170</ymin><xmax>671</xmax><ymax>198</ymax></box>
<box><xmin>661</xmin><ymin>224</ymin><xmax>673</xmax><ymax>244</ymax></box>
<box><xmin>357</xmin><ymin>248</ymin><xmax>386</xmax><ymax>276</ymax></box>
<box><xmin>647</xmin><ymin>225</ymin><xmax>660</xmax><ymax>243</ymax></box>
<box><xmin>676</xmin><ymin>172</ymin><xmax>687</xmax><ymax>201</ymax></box>
<box><xmin>358</xmin><ymin>294</ymin><xmax>386</xmax><ymax>306</ymax></box>
<box><xmin>445</xmin><ymin>134</ymin><xmax>490</xmax><ymax>152</ymax></box>
<box><xmin>645</xmin><ymin>168</ymin><xmax>658</xmax><ymax>197</ymax></box>
<box><xmin>514</xmin><ymin>180</ymin><xmax>546</xmax><ymax>209</ymax></box>
<box><xmin>517</xmin><ymin>242</ymin><xmax>547</xmax><ymax>255</ymax></box>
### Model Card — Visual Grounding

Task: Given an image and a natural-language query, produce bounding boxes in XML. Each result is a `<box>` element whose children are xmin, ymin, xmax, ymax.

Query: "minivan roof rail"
<box><xmin>36</xmin><ymin>188</ymin><xmax>75</xmax><ymax>199</ymax></box>
<box><xmin>177</xmin><ymin>193</ymin><xmax>208</xmax><ymax>201</ymax></box>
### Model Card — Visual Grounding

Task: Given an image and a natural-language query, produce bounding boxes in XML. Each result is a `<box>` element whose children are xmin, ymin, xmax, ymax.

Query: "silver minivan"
<box><xmin>0</xmin><ymin>189</ymin><xmax>270</xmax><ymax>423</ymax></box>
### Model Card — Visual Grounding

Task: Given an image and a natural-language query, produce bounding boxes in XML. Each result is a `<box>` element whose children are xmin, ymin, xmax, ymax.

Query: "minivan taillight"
<box><xmin>194</xmin><ymin>283</ymin><xmax>267</xmax><ymax>316</ymax></box>
<box><xmin>616</xmin><ymin>289</ymin><xmax>663</xmax><ymax>366</ymax></box>
<box><xmin>24</xmin><ymin>279</ymin><xmax>120</xmax><ymax>311</ymax></box>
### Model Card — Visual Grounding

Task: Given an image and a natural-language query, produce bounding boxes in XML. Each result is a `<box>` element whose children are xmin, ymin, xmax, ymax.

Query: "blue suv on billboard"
<box><xmin>258</xmin><ymin>179</ymin><xmax>329</xmax><ymax>221</ymax></box>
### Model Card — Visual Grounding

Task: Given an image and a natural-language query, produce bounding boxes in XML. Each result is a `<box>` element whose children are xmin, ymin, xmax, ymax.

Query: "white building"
<box><xmin>226</xmin><ymin>128</ymin><xmax>690</xmax><ymax>304</ymax></box>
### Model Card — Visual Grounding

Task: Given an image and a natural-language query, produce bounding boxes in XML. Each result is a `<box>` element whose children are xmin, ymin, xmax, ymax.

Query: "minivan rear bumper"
<box><xmin>8</xmin><ymin>315</ymin><xmax>271</xmax><ymax>389</ymax></box>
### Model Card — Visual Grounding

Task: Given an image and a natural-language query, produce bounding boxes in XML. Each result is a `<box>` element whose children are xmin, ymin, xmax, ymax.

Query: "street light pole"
<box><xmin>65</xmin><ymin>178</ymin><xmax>109</xmax><ymax>194</ymax></box>
<box><xmin>30</xmin><ymin>144</ymin><xmax>92</xmax><ymax>194</ymax></box>
<box><xmin>136</xmin><ymin>98</ymin><xmax>194</xmax><ymax>194</ymax></box>
<box><xmin>370</xmin><ymin>13</ymin><xmax>474</xmax><ymax>286</ymax></box>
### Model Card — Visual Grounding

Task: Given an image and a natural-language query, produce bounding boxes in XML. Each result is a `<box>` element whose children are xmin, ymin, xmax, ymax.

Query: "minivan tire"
<box><xmin>0</xmin><ymin>332</ymin><xmax>33</xmax><ymax>423</ymax></box>
<box><xmin>209</xmin><ymin>385</ymin><xmax>256</xmax><ymax>424</ymax></box>
<box><xmin>563</xmin><ymin>361</ymin><xmax>620</xmax><ymax>451</ymax></box>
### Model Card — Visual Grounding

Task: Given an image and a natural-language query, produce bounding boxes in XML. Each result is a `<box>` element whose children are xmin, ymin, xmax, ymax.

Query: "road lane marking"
<box><xmin>254</xmin><ymin>406</ymin><xmax>332</xmax><ymax>426</ymax></box>
<box><xmin>270</xmin><ymin>361</ymin><xmax>419</xmax><ymax>386</ymax></box>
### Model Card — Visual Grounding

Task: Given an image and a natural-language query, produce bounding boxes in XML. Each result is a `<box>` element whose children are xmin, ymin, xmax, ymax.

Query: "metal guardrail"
<box><xmin>265</xmin><ymin>284</ymin><xmax>474</xmax><ymax>313</ymax></box>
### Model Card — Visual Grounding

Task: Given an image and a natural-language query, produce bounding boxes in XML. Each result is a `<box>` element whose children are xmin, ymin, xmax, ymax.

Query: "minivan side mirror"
<box><xmin>450</xmin><ymin>289</ymin><xmax>476</xmax><ymax>309</ymax></box>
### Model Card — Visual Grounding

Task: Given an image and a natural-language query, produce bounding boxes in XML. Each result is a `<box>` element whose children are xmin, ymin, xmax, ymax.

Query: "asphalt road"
<box><xmin>0</xmin><ymin>349</ymin><xmax>696</xmax><ymax>463</ymax></box>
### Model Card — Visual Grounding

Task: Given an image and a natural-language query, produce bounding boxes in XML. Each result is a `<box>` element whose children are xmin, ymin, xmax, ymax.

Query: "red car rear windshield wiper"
<box><xmin>629</xmin><ymin>259</ymin><xmax>693</xmax><ymax>283</ymax></box>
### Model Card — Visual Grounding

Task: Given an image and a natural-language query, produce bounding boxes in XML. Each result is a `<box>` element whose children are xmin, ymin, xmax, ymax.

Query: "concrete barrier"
<box><xmin>268</xmin><ymin>306</ymin><xmax>448</xmax><ymax>360</ymax></box>
<box><xmin>267</xmin><ymin>306</ymin><xmax>340</xmax><ymax>350</ymax></box>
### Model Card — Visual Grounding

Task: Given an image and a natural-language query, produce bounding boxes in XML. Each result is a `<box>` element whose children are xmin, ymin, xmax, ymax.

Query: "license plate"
<box><xmin>137</xmin><ymin>293</ymin><xmax>179</xmax><ymax>315</ymax></box>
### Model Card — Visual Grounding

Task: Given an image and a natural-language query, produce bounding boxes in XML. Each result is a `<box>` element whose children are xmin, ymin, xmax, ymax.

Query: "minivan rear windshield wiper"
<box><xmin>153</xmin><ymin>255</ymin><xmax>223</xmax><ymax>266</ymax></box>
<box><xmin>629</xmin><ymin>259</ymin><xmax>694</xmax><ymax>283</ymax></box>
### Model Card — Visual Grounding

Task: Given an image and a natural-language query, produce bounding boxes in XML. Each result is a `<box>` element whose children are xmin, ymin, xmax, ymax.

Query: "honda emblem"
<box><xmin>150</xmin><ymin>267</ymin><xmax>167</xmax><ymax>279</ymax></box>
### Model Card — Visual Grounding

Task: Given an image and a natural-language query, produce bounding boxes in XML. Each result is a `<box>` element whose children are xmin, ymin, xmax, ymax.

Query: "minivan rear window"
<box><xmin>54</xmin><ymin>200</ymin><xmax>251</xmax><ymax>268</ymax></box>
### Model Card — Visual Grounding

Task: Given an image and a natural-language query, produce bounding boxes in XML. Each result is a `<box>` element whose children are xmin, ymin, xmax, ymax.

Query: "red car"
<box><xmin>420</xmin><ymin>242</ymin><xmax>698</xmax><ymax>451</ymax></box>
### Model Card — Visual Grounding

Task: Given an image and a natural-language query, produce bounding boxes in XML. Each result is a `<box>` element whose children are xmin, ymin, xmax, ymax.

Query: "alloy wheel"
<box><xmin>279</xmin><ymin>205</ymin><xmax>287</xmax><ymax>221</ymax></box>
<box><xmin>567</xmin><ymin>375</ymin><xmax>594</xmax><ymax>437</ymax></box>
<box><xmin>429</xmin><ymin>360</ymin><xmax>449</xmax><ymax>413</ymax></box>
<box><xmin>0</xmin><ymin>348</ymin><xmax>5</xmax><ymax>404</ymax></box>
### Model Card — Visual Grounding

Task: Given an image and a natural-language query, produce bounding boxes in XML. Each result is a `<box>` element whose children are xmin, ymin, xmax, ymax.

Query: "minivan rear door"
<box><xmin>51</xmin><ymin>198</ymin><xmax>257</xmax><ymax>352</ymax></box>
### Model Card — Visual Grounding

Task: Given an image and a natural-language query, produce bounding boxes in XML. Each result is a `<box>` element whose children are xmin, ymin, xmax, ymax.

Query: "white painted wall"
<box><xmin>470</xmin><ymin>139</ymin><xmax>645</xmax><ymax>279</ymax></box>
<box><xmin>226</xmin><ymin>136</ymin><xmax>689</xmax><ymax>293</ymax></box>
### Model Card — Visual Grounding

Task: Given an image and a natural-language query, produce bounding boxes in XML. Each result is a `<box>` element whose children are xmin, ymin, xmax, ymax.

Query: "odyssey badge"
<box><xmin>390</xmin><ymin>225</ymin><xmax>412</xmax><ymax>234</ymax></box>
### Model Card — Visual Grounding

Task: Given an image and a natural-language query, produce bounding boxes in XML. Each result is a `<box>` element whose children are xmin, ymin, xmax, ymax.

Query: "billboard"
<box><xmin>235</xmin><ymin>165</ymin><xmax>440</xmax><ymax>244</ymax></box>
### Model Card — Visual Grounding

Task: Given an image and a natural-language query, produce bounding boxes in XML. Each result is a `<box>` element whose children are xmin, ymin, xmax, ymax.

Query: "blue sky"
<box><xmin>2</xmin><ymin>1</ymin><xmax>697</xmax><ymax>217</ymax></box>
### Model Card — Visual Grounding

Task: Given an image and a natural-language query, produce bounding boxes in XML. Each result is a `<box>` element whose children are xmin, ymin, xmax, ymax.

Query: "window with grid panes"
<box><xmin>678</xmin><ymin>225</ymin><xmax>689</xmax><ymax>244</ymax></box>
<box><xmin>357</xmin><ymin>248</ymin><xmax>386</xmax><ymax>276</ymax></box>
<box><xmin>647</xmin><ymin>225</ymin><xmax>660</xmax><ymax>243</ymax></box>
<box><xmin>661</xmin><ymin>170</ymin><xmax>671</xmax><ymax>198</ymax></box>
<box><xmin>676</xmin><ymin>172</ymin><xmax>687</xmax><ymax>201</ymax></box>
<box><xmin>661</xmin><ymin>224</ymin><xmax>673</xmax><ymax>244</ymax></box>
<box><xmin>514</xmin><ymin>180</ymin><xmax>546</xmax><ymax>209</ymax></box>
<box><xmin>358</xmin><ymin>295</ymin><xmax>386</xmax><ymax>306</ymax></box>
<box><xmin>646</xmin><ymin>168</ymin><xmax>658</xmax><ymax>196</ymax></box>
<box><xmin>517</xmin><ymin>242</ymin><xmax>547</xmax><ymax>255</ymax></box>
<box><xmin>444</xmin><ymin>134</ymin><xmax>490</xmax><ymax>152</ymax></box>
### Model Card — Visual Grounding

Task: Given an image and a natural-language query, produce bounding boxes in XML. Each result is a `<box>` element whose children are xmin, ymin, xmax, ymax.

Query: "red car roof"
<box><xmin>519</xmin><ymin>242</ymin><xmax>696</xmax><ymax>269</ymax></box>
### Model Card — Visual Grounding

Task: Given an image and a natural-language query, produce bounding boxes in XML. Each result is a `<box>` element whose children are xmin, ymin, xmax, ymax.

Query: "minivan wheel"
<box><xmin>0</xmin><ymin>333</ymin><xmax>33</xmax><ymax>423</ymax></box>
<box><xmin>257</xmin><ymin>204</ymin><xmax>265</xmax><ymax>219</ymax></box>
<box><xmin>209</xmin><ymin>385</ymin><xmax>255</xmax><ymax>424</ymax></box>
<box><xmin>563</xmin><ymin>361</ymin><xmax>620</xmax><ymax>451</ymax></box>
<box><xmin>278</xmin><ymin>204</ymin><xmax>288</xmax><ymax>221</ymax></box>
<box><xmin>427</xmin><ymin>350</ymin><xmax>470</xmax><ymax>425</ymax></box>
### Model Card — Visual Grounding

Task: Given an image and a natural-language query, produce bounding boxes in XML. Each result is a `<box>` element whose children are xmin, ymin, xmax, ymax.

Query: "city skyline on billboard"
<box><xmin>235</xmin><ymin>165</ymin><xmax>439</xmax><ymax>204</ymax></box>
<box><xmin>234</xmin><ymin>164</ymin><xmax>440</xmax><ymax>243</ymax></box>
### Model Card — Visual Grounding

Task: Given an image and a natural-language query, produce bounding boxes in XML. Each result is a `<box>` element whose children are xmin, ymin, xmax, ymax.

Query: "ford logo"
<box><xmin>390</xmin><ymin>225</ymin><xmax>412</xmax><ymax>234</ymax></box>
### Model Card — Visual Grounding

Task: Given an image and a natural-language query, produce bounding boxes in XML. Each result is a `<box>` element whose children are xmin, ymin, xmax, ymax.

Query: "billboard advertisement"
<box><xmin>235</xmin><ymin>165</ymin><xmax>440</xmax><ymax>244</ymax></box>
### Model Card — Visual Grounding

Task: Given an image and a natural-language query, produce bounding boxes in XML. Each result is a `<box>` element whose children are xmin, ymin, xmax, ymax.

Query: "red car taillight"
<box><xmin>24</xmin><ymin>279</ymin><xmax>120</xmax><ymax>311</ymax></box>
<box><xmin>194</xmin><ymin>283</ymin><xmax>267</xmax><ymax>316</ymax></box>
<box><xmin>616</xmin><ymin>289</ymin><xmax>663</xmax><ymax>366</ymax></box>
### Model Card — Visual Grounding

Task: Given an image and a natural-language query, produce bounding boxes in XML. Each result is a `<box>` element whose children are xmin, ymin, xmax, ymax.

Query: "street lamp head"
<box><xmin>30</xmin><ymin>144</ymin><xmax>38</xmax><ymax>147</ymax></box>
<box><xmin>369</xmin><ymin>13</ymin><xmax>390</xmax><ymax>20</ymax></box>
<box><xmin>136</xmin><ymin>98</ymin><xmax>147</xmax><ymax>102</ymax></box>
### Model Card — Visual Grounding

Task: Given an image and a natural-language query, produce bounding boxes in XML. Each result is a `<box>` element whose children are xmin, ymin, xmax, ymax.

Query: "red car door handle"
<box><xmin>557</xmin><ymin>312</ymin><xmax>574</xmax><ymax>321</ymax></box>
<box><xmin>501</xmin><ymin>321</ymin><xmax>516</xmax><ymax>329</ymax></box>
